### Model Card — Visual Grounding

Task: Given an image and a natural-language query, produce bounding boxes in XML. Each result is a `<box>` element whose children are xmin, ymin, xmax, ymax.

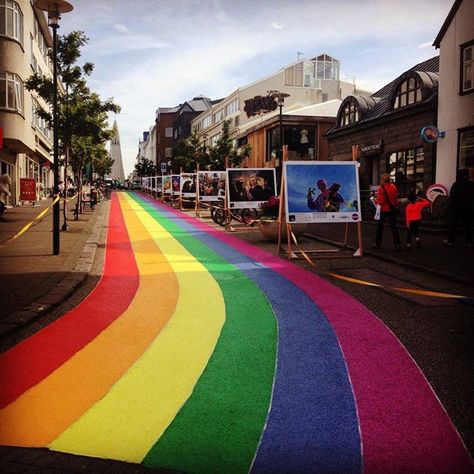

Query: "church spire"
<box><xmin>109</xmin><ymin>120</ymin><xmax>125</xmax><ymax>181</ymax></box>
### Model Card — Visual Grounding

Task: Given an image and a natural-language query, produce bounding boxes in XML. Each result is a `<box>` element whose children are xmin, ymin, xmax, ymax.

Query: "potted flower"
<box><xmin>257</xmin><ymin>196</ymin><xmax>306</xmax><ymax>242</ymax></box>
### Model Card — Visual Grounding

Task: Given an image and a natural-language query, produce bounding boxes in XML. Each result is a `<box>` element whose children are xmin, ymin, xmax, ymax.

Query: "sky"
<box><xmin>59</xmin><ymin>0</ymin><xmax>453</xmax><ymax>177</ymax></box>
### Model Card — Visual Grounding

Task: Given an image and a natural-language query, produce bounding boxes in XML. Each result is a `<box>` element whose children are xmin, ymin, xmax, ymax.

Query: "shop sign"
<box><xmin>20</xmin><ymin>178</ymin><xmax>37</xmax><ymax>201</ymax></box>
<box><xmin>244</xmin><ymin>95</ymin><xmax>278</xmax><ymax>117</ymax></box>
<box><xmin>426</xmin><ymin>183</ymin><xmax>449</xmax><ymax>202</ymax></box>
<box><xmin>160</xmin><ymin>162</ymin><xmax>167</xmax><ymax>173</ymax></box>
<box><xmin>420</xmin><ymin>125</ymin><xmax>445</xmax><ymax>143</ymax></box>
<box><xmin>360</xmin><ymin>140</ymin><xmax>383</xmax><ymax>156</ymax></box>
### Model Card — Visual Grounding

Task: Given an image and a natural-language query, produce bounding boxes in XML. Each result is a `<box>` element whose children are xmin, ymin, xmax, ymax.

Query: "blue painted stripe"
<box><xmin>135</xmin><ymin>194</ymin><xmax>362</xmax><ymax>474</ymax></box>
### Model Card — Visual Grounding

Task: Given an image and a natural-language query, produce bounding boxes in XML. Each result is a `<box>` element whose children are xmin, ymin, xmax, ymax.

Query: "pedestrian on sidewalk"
<box><xmin>405</xmin><ymin>190</ymin><xmax>430</xmax><ymax>249</ymax></box>
<box><xmin>443</xmin><ymin>168</ymin><xmax>474</xmax><ymax>248</ymax></box>
<box><xmin>373</xmin><ymin>173</ymin><xmax>401</xmax><ymax>251</ymax></box>
<box><xmin>0</xmin><ymin>174</ymin><xmax>12</xmax><ymax>220</ymax></box>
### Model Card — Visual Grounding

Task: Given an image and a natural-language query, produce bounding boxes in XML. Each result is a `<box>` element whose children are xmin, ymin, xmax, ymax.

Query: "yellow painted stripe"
<box><xmin>0</xmin><ymin>195</ymin><xmax>179</xmax><ymax>447</ymax></box>
<box><xmin>328</xmin><ymin>272</ymin><xmax>382</xmax><ymax>287</ymax></box>
<box><xmin>392</xmin><ymin>288</ymin><xmax>465</xmax><ymax>299</ymax></box>
<box><xmin>50</xmin><ymin>193</ymin><xmax>226</xmax><ymax>463</ymax></box>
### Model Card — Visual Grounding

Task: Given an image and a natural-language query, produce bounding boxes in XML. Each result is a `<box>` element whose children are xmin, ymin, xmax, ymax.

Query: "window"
<box><xmin>388</xmin><ymin>147</ymin><xmax>425</xmax><ymax>194</ymax></box>
<box><xmin>165</xmin><ymin>127</ymin><xmax>173</xmax><ymax>137</ymax></box>
<box><xmin>31</xmin><ymin>98</ymin><xmax>51</xmax><ymax>140</ymax></box>
<box><xmin>203</xmin><ymin>115</ymin><xmax>212</xmax><ymax>129</ymax></box>
<box><xmin>461</xmin><ymin>43</ymin><xmax>474</xmax><ymax>94</ymax></box>
<box><xmin>210</xmin><ymin>134</ymin><xmax>220</xmax><ymax>146</ymax></box>
<box><xmin>0</xmin><ymin>71</ymin><xmax>24</xmax><ymax>113</ymax></box>
<box><xmin>459</xmin><ymin>127</ymin><xmax>474</xmax><ymax>169</ymax></box>
<box><xmin>213</xmin><ymin>109</ymin><xmax>224</xmax><ymax>123</ymax></box>
<box><xmin>267</xmin><ymin>125</ymin><xmax>316</xmax><ymax>161</ymax></box>
<box><xmin>225</xmin><ymin>99</ymin><xmax>239</xmax><ymax>116</ymax></box>
<box><xmin>165</xmin><ymin>147</ymin><xmax>172</xmax><ymax>158</ymax></box>
<box><xmin>393</xmin><ymin>76</ymin><xmax>422</xmax><ymax>109</ymax></box>
<box><xmin>0</xmin><ymin>0</ymin><xmax>23</xmax><ymax>45</ymax></box>
<box><xmin>339</xmin><ymin>99</ymin><xmax>359</xmax><ymax>126</ymax></box>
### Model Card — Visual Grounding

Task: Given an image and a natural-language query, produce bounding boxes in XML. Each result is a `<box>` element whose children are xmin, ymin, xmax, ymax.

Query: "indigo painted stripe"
<box><xmin>135</xmin><ymin>193</ymin><xmax>362</xmax><ymax>474</ymax></box>
<box><xmin>130</xmin><ymin>195</ymin><xmax>277</xmax><ymax>474</ymax></box>
<box><xmin>139</xmin><ymin>193</ymin><xmax>474</xmax><ymax>473</ymax></box>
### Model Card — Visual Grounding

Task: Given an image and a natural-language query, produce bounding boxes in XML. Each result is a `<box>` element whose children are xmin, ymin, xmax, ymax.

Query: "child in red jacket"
<box><xmin>405</xmin><ymin>191</ymin><xmax>430</xmax><ymax>249</ymax></box>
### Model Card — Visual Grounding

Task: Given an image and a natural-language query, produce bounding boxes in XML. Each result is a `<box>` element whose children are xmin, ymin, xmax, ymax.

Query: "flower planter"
<box><xmin>258</xmin><ymin>220</ymin><xmax>307</xmax><ymax>243</ymax></box>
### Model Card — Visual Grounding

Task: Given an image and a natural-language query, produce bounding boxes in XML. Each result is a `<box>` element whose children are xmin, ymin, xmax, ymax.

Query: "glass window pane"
<box><xmin>408</xmin><ymin>91</ymin><xmax>415</xmax><ymax>104</ymax></box>
<box><xmin>7</xmin><ymin>80</ymin><xmax>14</xmax><ymax>108</ymax></box>
<box><xmin>0</xmin><ymin>7</ymin><xmax>5</xmax><ymax>35</ymax></box>
<box><xmin>464</xmin><ymin>46</ymin><xmax>472</xmax><ymax>61</ymax></box>
<box><xmin>401</xmin><ymin>81</ymin><xmax>407</xmax><ymax>93</ymax></box>
<box><xmin>6</xmin><ymin>7</ymin><xmax>13</xmax><ymax>35</ymax></box>
<box><xmin>0</xmin><ymin>78</ymin><xmax>6</xmax><ymax>107</ymax></box>
<box><xmin>459</xmin><ymin>129</ymin><xmax>474</xmax><ymax>168</ymax></box>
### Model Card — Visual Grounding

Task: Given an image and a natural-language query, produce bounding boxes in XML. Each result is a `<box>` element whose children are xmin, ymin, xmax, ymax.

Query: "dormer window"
<box><xmin>339</xmin><ymin>98</ymin><xmax>359</xmax><ymax>126</ymax></box>
<box><xmin>393</xmin><ymin>77</ymin><xmax>422</xmax><ymax>109</ymax></box>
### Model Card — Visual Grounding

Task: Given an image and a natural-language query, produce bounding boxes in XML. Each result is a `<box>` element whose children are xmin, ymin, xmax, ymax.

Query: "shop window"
<box><xmin>339</xmin><ymin>98</ymin><xmax>360</xmax><ymax>127</ymax></box>
<box><xmin>0</xmin><ymin>0</ymin><xmax>23</xmax><ymax>45</ymax></box>
<box><xmin>266</xmin><ymin>125</ymin><xmax>316</xmax><ymax>161</ymax></box>
<box><xmin>459</xmin><ymin>127</ymin><xmax>474</xmax><ymax>169</ymax></box>
<box><xmin>461</xmin><ymin>42</ymin><xmax>474</xmax><ymax>94</ymax></box>
<box><xmin>393</xmin><ymin>76</ymin><xmax>422</xmax><ymax>109</ymax></box>
<box><xmin>388</xmin><ymin>147</ymin><xmax>425</xmax><ymax>195</ymax></box>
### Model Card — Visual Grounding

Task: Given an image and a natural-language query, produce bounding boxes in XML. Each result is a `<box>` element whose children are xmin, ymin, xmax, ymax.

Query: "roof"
<box><xmin>283</xmin><ymin>99</ymin><xmax>342</xmax><ymax>117</ymax></box>
<box><xmin>327</xmin><ymin>56</ymin><xmax>439</xmax><ymax>135</ymax></box>
<box><xmin>433</xmin><ymin>0</ymin><xmax>463</xmax><ymax>48</ymax></box>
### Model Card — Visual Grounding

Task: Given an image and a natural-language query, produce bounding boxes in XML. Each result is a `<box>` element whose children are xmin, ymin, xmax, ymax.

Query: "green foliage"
<box><xmin>25</xmin><ymin>30</ymin><xmax>120</xmax><ymax>182</ymax></box>
<box><xmin>171</xmin><ymin>128</ymin><xmax>208</xmax><ymax>173</ymax></box>
<box><xmin>135</xmin><ymin>158</ymin><xmax>156</xmax><ymax>177</ymax></box>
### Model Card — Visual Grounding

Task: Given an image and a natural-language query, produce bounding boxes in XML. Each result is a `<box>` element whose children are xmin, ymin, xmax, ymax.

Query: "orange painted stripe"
<box><xmin>0</xmin><ymin>194</ymin><xmax>179</xmax><ymax>447</ymax></box>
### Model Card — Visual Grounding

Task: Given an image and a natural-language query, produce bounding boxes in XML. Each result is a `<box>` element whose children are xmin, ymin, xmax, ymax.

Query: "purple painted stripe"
<box><xmin>141</xmin><ymin>194</ymin><xmax>474</xmax><ymax>473</ymax></box>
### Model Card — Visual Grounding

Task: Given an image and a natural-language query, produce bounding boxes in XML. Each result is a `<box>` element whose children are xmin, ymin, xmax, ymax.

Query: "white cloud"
<box><xmin>270</xmin><ymin>22</ymin><xmax>283</xmax><ymax>30</ymax></box>
<box><xmin>113</xmin><ymin>23</ymin><xmax>130</xmax><ymax>33</ymax></box>
<box><xmin>61</xmin><ymin>0</ymin><xmax>452</xmax><ymax>176</ymax></box>
<box><xmin>417</xmin><ymin>41</ymin><xmax>434</xmax><ymax>49</ymax></box>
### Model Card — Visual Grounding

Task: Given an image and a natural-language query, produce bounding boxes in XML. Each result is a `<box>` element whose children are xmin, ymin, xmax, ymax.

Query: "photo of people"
<box><xmin>284</xmin><ymin>162</ymin><xmax>361</xmax><ymax>223</ymax></box>
<box><xmin>226</xmin><ymin>168</ymin><xmax>276</xmax><ymax>209</ymax></box>
<box><xmin>171</xmin><ymin>175</ymin><xmax>181</xmax><ymax>196</ymax></box>
<box><xmin>163</xmin><ymin>175</ymin><xmax>172</xmax><ymax>195</ymax></box>
<box><xmin>197</xmin><ymin>171</ymin><xmax>226</xmax><ymax>201</ymax></box>
<box><xmin>180</xmin><ymin>173</ymin><xmax>197</xmax><ymax>197</ymax></box>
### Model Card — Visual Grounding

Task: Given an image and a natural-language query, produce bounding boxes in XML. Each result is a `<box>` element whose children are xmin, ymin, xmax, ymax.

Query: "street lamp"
<box><xmin>268</xmin><ymin>90</ymin><xmax>290</xmax><ymax>162</ymax></box>
<box><xmin>34</xmin><ymin>0</ymin><xmax>73</xmax><ymax>255</ymax></box>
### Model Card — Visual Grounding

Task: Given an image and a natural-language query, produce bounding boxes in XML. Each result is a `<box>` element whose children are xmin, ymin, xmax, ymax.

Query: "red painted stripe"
<box><xmin>0</xmin><ymin>193</ymin><xmax>140</xmax><ymax>408</ymax></box>
<box><xmin>143</xmin><ymin>194</ymin><xmax>474</xmax><ymax>473</ymax></box>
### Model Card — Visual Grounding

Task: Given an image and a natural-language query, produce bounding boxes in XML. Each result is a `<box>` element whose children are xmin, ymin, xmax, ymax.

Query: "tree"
<box><xmin>26</xmin><ymin>31</ymin><xmax>120</xmax><ymax>217</ymax></box>
<box><xmin>135</xmin><ymin>158</ymin><xmax>156</xmax><ymax>177</ymax></box>
<box><xmin>170</xmin><ymin>128</ymin><xmax>208</xmax><ymax>173</ymax></box>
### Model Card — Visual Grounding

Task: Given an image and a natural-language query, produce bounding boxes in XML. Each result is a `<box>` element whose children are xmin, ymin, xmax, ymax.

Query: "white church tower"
<box><xmin>109</xmin><ymin>120</ymin><xmax>125</xmax><ymax>182</ymax></box>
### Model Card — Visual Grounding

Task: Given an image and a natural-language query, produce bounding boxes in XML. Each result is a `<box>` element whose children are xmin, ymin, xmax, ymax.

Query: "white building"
<box><xmin>191</xmin><ymin>54</ymin><xmax>371</xmax><ymax>148</ymax></box>
<box><xmin>434</xmin><ymin>0</ymin><xmax>474</xmax><ymax>186</ymax></box>
<box><xmin>0</xmin><ymin>0</ymin><xmax>54</xmax><ymax>204</ymax></box>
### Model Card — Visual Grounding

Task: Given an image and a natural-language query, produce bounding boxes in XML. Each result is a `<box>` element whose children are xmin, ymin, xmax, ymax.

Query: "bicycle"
<box><xmin>213</xmin><ymin>206</ymin><xmax>258</xmax><ymax>227</ymax></box>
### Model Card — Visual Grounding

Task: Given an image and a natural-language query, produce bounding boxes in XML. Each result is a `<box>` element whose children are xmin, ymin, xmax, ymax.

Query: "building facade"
<box><xmin>191</xmin><ymin>54</ymin><xmax>371</xmax><ymax>151</ymax></box>
<box><xmin>326</xmin><ymin>57</ymin><xmax>439</xmax><ymax>200</ymax></box>
<box><xmin>433</xmin><ymin>0</ymin><xmax>474</xmax><ymax>186</ymax></box>
<box><xmin>0</xmin><ymin>0</ymin><xmax>54</xmax><ymax>205</ymax></box>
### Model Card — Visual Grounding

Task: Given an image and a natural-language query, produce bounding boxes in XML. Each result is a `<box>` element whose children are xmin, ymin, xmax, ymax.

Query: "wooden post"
<box><xmin>352</xmin><ymin>144</ymin><xmax>363</xmax><ymax>256</ymax></box>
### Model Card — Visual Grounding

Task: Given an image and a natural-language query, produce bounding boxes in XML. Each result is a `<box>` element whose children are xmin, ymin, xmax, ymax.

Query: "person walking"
<box><xmin>405</xmin><ymin>191</ymin><xmax>430</xmax><ymax>249</ymax></box>
<box><xmin>443</xmin><ymin>168</ymin><xmax>474</xmax><ymax>248</ymax></box>
<box><xmin>373</xmin><ymin>173</ymin><xmax>401</xmax><ymax>250</ymax></box>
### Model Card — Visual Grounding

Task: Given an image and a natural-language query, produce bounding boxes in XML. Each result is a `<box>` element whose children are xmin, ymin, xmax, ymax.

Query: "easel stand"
<box><xmin>276</xmin><ymin>146</ymin><xmax>363</xmax><ymax>262</ymax></box>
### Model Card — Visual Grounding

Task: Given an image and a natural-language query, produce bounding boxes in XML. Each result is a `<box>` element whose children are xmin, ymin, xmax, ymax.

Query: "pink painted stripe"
<box><xmin>143</xmin><ymin>194</ymin><xmax>474</xmax><ymax>473</ymax></box>
<box><xmin>0</xmin><ymin>193</ymin><xmax>140</xmax><ymax>408</ymax></box>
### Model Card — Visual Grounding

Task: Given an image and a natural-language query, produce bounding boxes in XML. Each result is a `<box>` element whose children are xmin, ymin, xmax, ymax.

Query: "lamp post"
<box><xmin>33</xmin><ymin>0</ymin><xmax>73</xmax><ymax>255</ymax></box>
<box><xmin>267</xmin><ymin>90</ymin><xmax>290</xmax><ymax>162</ymax></box>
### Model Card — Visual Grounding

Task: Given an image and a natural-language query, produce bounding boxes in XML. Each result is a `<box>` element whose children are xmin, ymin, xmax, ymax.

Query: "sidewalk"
<box><xmin>0</xmin><ymin>197</ymin><xmax>106</xmax><ymax>341</ymax></box>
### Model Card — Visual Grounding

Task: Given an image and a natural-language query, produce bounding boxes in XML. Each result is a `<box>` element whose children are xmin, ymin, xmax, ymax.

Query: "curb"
<box><xmin>0</xmin><ymin>201</ymin><xmax>108</xmax><ymax>339</ymax></box>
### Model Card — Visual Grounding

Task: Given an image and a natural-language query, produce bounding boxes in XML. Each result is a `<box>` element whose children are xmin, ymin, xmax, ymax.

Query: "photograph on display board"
<box><xmin>197</xmin><ymin>171</ymin><xmax>226</xmax><ymax>201</ymax></box>
<box><xmin>284</xmin><ymin>161</ymin><xmax>361</xmax><ymax>224</ymax></box>
<box><xmin>163</xmin><ymin>175</ymin><xmax>172</xmax><ymax>195</ymax></box>
<box><xmin>226</xmin><ymin>168</ymin><xmax>276</xmax><ymax>209</ymax></box>
<box><xmin>180</xmin><ymin>173</ymin><xmax>197</xmax><ymax>197</ymax></box>
<box><xmin>156</xmin><ymin>176</ymin><xmax>162</xmax><ymax>193</ymax></box>
<box><xmin>171</xmin><ymin>175</ymin><xmax>181</xmax><ymax>196</ymax></box>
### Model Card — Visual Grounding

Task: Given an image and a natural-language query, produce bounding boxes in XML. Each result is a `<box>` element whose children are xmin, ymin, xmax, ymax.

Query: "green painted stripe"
<box><xmin>131</xmin><ymin>195</ymin><xmax>278</xmax><ymax>474</ymax></box>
